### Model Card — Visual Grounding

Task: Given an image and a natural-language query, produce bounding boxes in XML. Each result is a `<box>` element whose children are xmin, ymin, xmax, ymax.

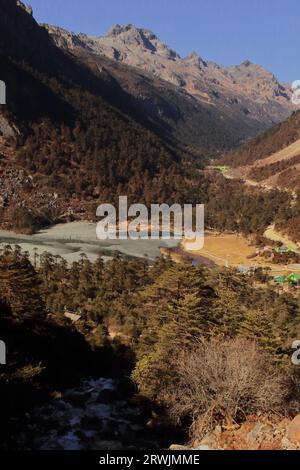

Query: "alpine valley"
<box><xmin>1</xmin><ymin>0</ymin><xmax>300</xmax><ymax>454</ymax></box>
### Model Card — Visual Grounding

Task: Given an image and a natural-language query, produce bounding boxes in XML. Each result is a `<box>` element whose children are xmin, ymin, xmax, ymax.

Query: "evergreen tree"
<box><xmin>0</xmin><ymin>246</ymin><xmax>44</xmax><ymax>320</ymax></box>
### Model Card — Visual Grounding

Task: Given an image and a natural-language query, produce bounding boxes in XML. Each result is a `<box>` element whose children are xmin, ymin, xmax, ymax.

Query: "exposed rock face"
<box><xmin>171</xmin><ymin>416</ymin><xmax>300</xmax><ymax>450</ymax></box>
<box><xmin>43</xmin><ymin>25</ymin><xmax>93</xmax><ymax>52</ymax></box>
<box><xmin>104</xmin><ymin>24</ymin><xmax>180</xmax><ymax>59</ymax></box>
<box><xmin>44</xmin><ymin>23</ymin><xmax>296</xmax><ymax>131</ymax></box>
<box><xmin>17</xmin><ymin>1</ymin><xmax>33</xmax><ymax>16</ymax></box>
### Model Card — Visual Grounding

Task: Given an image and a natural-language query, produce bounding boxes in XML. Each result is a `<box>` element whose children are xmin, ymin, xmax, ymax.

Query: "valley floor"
<box><xmin>182</xmin><ymin>231</ymin><xmax>300</xmax><ymax>276</ymax></box>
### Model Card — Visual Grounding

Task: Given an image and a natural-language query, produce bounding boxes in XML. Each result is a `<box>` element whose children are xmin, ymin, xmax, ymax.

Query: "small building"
<box><xmin>237</xmin><ymin>265</ymin><xmax>253</xmax><ymax>274</ymax></box>
<box><xmin>64</xmin><ymin>311</ymin><xmax>81</xmax><ymax>323</ymax></box>
<box><xmin>273</xmin><ymin>275</ymin><xmax>287</xmax><ymax>286</ymax></box>
<box><xmin>287</xmin><ymin>273</ymin><xmax>300</xmax><ymax>286</ymax></box>
<box><xmin>274</xmin><ymin>246</ymin><xmax>288</xmax><ymax>254</ymax></box>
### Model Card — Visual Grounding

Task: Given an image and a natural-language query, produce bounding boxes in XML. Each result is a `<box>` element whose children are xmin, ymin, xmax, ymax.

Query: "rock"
<box><xmin>0</xmin><ymin>115</ymin><xmax>18</xmax><ymax>138</ymax></box>
<box><xmin>80</xmin><ymin>415</ymin><xmax>103</xmax><ymax>431</ymax></box>
<box><xmin>214</xmin><ymin>425</ymin><xmax>222</xmax><ymax>436</ymax></box>
<box><xmin>246</xmin><ymin>422</ymin><xmax>274</xmax><ymax>449</ymax></box>
<box><xmin>169</xmin><ymin>444</ymin><xmax>189</xmax><ymax>450</ymax></box>
<box><xmin>281</xmin><ymin>435</ymin><xmax>298</xmax><ymax>450</ymax></box>
<box><xmin>198</xmin><ymin>427</ymin><xmax>222</xmax><ymax>449</ymax></box>
<box><xmin>199</xmin><ymin>432</ymin><xmax>217</xmax><ymax>449</ymax></box>
<box><xmin>96</xmin><ymin>389</ymin><xmax>119</xmax><ymax>404</ymax></box>
<box><xmin>287</xmin><ymin>414</ymin><xmax>300</xmax><ymax>444</ymax></box>
<box><xmin>17</xmin><ymin>1</ymin><xmax>33</xmax><ymax>16</ymax></box>
<box><xmin>64</xmin><ymin>392</ymin><xmax>89</xmax><ymax>407</ymax></box>
<box><xmin>91</xmin><ymin>439</ymin><xmax>128</xmax><ymax>450</ymax></box>
<box><xmin>50</xmin><ymin>390</ymin><xmax>62</xmax><ymax>400</ymax></box>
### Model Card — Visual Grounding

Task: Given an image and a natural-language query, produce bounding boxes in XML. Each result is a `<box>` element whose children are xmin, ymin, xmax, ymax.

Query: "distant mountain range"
<box><xmin>44</xmin><ymin>22</ymin><xmax>296</xmax><ymax>145</ymax></box>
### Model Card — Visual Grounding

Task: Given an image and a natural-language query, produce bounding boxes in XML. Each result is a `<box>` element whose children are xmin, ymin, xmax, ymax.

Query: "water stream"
<box><xmin>16</xmin><ymin>377</ymin><xmax>169</xmax><ymax>450</ymax></box>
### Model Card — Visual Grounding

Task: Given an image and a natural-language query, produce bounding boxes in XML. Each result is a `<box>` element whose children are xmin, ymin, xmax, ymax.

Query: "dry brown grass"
<box><xmin>183</xmin><ymin>231</ymin><xmax>300</xmax><ymax>275</ymax></box>
<box><xmin>164</xmin><ymin>337</ymin><xmax>288</xmax><ymax>439</ymax></box>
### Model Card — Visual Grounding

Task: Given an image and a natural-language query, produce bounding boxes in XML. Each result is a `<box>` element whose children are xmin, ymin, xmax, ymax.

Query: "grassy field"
<box><xmin>183</xmin><ymin>232</ymin><xmax>300</xmax><ymax>275</ymax></box>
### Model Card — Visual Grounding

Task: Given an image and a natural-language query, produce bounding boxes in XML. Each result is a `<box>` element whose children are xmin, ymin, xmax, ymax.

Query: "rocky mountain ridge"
<box><xmin>44</xmin><ymin>22</ymin><xmax>296</xmax><ymax>133</ymax></box>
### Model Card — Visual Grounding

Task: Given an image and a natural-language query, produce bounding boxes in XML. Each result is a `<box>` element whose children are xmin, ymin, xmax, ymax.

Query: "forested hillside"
<box><xmin>1</xmin><ymin>247</ymin><xmax>300</xmax><ymax>448</ymax></box>
<box><xmin>217</xmin><ymin>108</ymin><xmax>300</xmax><ymax>240</ymax></box>
<box><xmin>221</xmin><ymin>110</ymin><xmax>300</xmax><ymax>195</ymax></box>
<box><xmin>0</xmin><ymin>0</ymin><xmax>194</xmax><ymax>220</ymax></box>
<box><xmin>0</xmin><ymin>1</ymin><xmax>297</xmax><ymax>242</ymax></box>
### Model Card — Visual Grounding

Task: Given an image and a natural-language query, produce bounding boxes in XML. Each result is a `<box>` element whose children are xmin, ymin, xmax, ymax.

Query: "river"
<box><xmin>16</xmin><ymin>377</ymin><xmax>173</xmax><ymax>450</ymax></box>
<box><xmin>0</xmin><ymin>221</ymin><xmax>179</xmax><ymax>263</ymax></box>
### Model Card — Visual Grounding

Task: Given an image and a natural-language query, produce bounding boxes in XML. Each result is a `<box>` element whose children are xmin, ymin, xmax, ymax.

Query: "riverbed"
<box><xmin>0</xmin><ymin>221</ymin><xmax>179</xmax><ymax>263</ymax></box>
<box><xmin>16</xmin><ymin>377</ymin><xmax>173</xmax><ymax>450</ymax></box>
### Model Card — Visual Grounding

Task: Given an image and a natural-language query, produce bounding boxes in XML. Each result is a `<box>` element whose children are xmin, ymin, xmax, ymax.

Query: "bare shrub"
<box><xmin>163</xmin><ymin>336</ymin><xmax>289</xmax><ymax>439</ymax></box>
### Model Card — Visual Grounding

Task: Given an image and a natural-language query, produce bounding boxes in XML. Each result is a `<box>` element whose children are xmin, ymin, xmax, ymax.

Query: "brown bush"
<box><xmin>163</xmin><ymin>336</ymin><xmax>289</xmax><ymax>439</ymax></box>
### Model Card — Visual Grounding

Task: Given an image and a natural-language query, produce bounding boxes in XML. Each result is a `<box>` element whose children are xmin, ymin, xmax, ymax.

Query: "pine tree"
<box><xmin>0</xmin><ymin>247</ymin><xmax>44</xmax><ymax>320</ymax></box>
<box><xmin>169</xmin><ymin>289</ymin><xmax>214</xmax><ymax>346</ymax></box>
<box><xmin>238</xmin><ymin>308</ymin><xmax>282</xmax><ymax>359</ymax></box>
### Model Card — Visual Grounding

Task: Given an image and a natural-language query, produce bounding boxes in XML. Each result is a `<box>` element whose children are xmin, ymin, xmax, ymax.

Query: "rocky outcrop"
<box><xmin>171</xmin><ymin>415</ymin><xmax>300</xmax><ymax>450</ymax></box>
<box><xmin>43</xmin><ymin>24</ymin><xmax>92</xmax><ymax>52</ymax></box>
<box><xmin>17</xmin><ymin>1</ymin><xmax>33</xmax><ymax>16</ymax></box>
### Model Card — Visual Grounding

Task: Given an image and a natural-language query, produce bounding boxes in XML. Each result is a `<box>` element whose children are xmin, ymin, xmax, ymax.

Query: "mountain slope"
<box><xmin>0</xmin><ymin>0</ymin><xmax>207</xmax><ymax>229</ymax></box>
<box><xmin>0</xmin><ymin>1</ymin><xmax>297</xmax><ymax>241</ymax></box>
<box><xmin>221</xmin><ymin>111</ymin><xmax>300</xmax><ymax>193</ymax></box>
<box><xmin>44</xmin><ymin>22</ymin><xmax>296</xmax><ymax>142</ymax></box>
<box><xmin>41</xmin><ymin>24</ymin><xmax>259</xmax><ymax>154</ymax></box>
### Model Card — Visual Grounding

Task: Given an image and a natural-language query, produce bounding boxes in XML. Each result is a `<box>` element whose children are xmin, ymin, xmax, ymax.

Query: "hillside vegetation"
<box><xmin>221</xmin><ymin>111</ymin><xmax>300</xmax><ymax>195</ymax></box>
<box><xmin>0</xmin><ymin>1</ymin><xmax>298</xmax><ymax>242</ymax></box>
<box><xmin>1</xmin><ymin>248</ymin><xmax>300</xmax><ymax>448</ymax></box>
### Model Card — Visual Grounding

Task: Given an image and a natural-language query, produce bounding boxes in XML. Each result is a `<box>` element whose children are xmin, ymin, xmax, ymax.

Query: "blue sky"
<box><xmin>26</xmin><ymin>0</ymin><xmax>299</xmax><ymax>83</ymax></box>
